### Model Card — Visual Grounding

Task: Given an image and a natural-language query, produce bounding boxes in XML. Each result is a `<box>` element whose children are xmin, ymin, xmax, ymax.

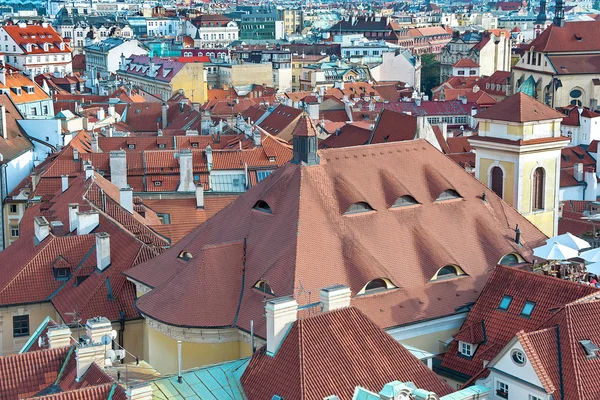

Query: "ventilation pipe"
<box><xmin>177</xmin><ymin>340</ymin><xmax>183</xmax><ymax>383</ymax></box>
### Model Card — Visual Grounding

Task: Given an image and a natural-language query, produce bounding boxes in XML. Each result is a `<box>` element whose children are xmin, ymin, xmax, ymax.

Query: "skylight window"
<box><xmin>344</xmin><ymin>202</ymin><xmax>375</xmax><ymax>214</ymax></box>
<box><xmin>436</xmin><ymin>189</ymin><xmax>462</xmax><ymax>201</ymax></box>
<box><xmin>521</xmin><ymin>301</ymin><xmax>535</xmax><ymax>317</ymax></box>
<box><xmin>391</xmin><ymin>195</ymin><xmax>419</xmax><ymax>208</ymax></box>
<box><xmin>580</xmin><ymin>340</ymin><xmax>599</xmax><ymax>359</ymax></box>
<box><xmin>253</xmin><ymin>200</ymin><xmax>272</xmax><ymax>214</ymax></box>
<box><xmin>498</xmin><ymin>295</ymin><xmax>512</xmax><ymax>310</ymax></box>
<box><xmin>177</xmin><ymin>251</ymin><xmax>193</xmax><ymax>261</ymax></box>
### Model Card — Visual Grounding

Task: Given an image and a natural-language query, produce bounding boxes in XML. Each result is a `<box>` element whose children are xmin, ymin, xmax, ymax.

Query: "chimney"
<box><xmin>34</xmin><ymin>216</ymin><xmax>50</xmax><ymax>244</ymax></box>
<box><xmin>47</xmin><ymin>325</ymin><xmax>72</xmax><ymax>349</ymax></box>
<box><xmin>61</xmin><ymin>175</ymin><xmax>69</xmax><ymax>192</ymax></box>
<box><xmin>253</xmin><ymin>129</ymin><xmax>261</xmax><ymax>147</ymax></box>
<box><xmin>108</xmin><ymin>104</ymin><xmax>115</xmax><ymax>116</ymax></box>
<box><xmin>68</xmin><ymin>204</ymin><xmax>79</xmax><ymax>232</ymax></box>
<box><xmin>77</xmin><ymin>317</ymin><xmax>112</xmax><ymax>379</ymax></box>
<box><xmin>162</xmin><ymin>102</ymin><xmax>168</xmax><ymax>129</ymax></box>
<box><xmin>95</xmin><ymin>232</ymin><xmax>111</xmax><ymax>270</ymax></box>
<box><xmin>415</xmin><ymin>97</ymin><xmax>421</xmax><ymax>106</ymax></box>
<box><xmin>177</xmin><ymin>150</ymin><xmax>195</xmax><ymax>192</ymax></box>
<box><xmin>120</xmin><ymin>188</ymin><xmax>133</xmax><ymax>213</ymax></box>
<box><xmin>85</xmin><ymin>316</ymin><xmax>112</xmax><ymax>344</ymax></box>
<box><xmin>91</xmin><ymin>133</ymin><xmax>99</xmax><ymax>153</ymax></box>
<box><xmin>73</xmin><ymin>148</ymin><xmax>79</xmax><ymax>161</ymax></box>
<box><xmin>205</xmin><ymin>145</ymin><xmax>213</xmax><ymax>171</ymax></box>
<box><xmin>266</xmin><ymin>297</ymin><xmax>298</xmax><ymax>355</ymax></box>
<box><xmin>51</xmin><ymin>221</ymin><xmax>65</xmax><ymax>237</ymax></box>
<box><xmin>320</xmin><ymin>285</ymin><xmax>351</xmax><ymax>312</ymax></box>
<box><xmin>195</xmin><ymin>184</ymin><xmax>204</xmax><ymax>208</ymax></box>
<box><xmin>97</xmin><ymin>108</ymin><xmax>105</xmax><ymax>121</ymax></box>
<box><xmin>585</xmin><ymin>168</ymin><xmax>597</xmax><ymax>201</ymax></box>
<box><xmin>77</xmin><ymin>211</ymin><xmax>99</xmax><ymax>234</ymax></box>
<box><xmin>0</xmin><ymin>54</ymin><xmax>5</xmax><ymax>86</ymax></box>
<box><xmin>0</xmin><ymin>105</ymin><xmax>7</xmax><ymax>140</ymax></box>
<box><xmin>109</xmin><ymin>150</ymin><xmax>127</xmax><ymax>189</ymax></box>
<box><xmin>307</xmin><ymin>103</ymin><xmax>319</xmax><ymax>120</ymax></box>
<box><xmin>574</xmin><ymin>163</ymin><xmax>584</xmax><ymax>182</ymax></box>
<box><xmin>84</xmin><ymin>163</ymin><xmax>94</xmax><ymax>180</ymax></box>
<box><xmin>127</xmin><ymin>384</ymin><xmax>153</xmax><ymax>400</ymax></box>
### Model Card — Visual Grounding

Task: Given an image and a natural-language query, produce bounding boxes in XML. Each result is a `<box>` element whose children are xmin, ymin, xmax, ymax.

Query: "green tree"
<box><xmin>420</xmin><ymin>54</ymin><xmax>440</xmax><ymax>97</ymax></box>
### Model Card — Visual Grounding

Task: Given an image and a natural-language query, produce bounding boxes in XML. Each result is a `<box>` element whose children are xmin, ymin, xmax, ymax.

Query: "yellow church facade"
<box><xmin>470</xmin><ymin>93</ymin><xmax>569</xmax><ymax>237</ymax></box>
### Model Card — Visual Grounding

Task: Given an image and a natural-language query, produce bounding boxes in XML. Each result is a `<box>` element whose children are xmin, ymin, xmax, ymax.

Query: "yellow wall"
<box><xmin>478</xmin><ymin>158</ymin><xmax>515</xmax><ymax>206</ymax></box>
<box><xmin>144</xmin><ymin>323</ymin><xmax>247</xmax><ymax>374</ymax></box>
<box><xmin>171</xmin><ymin>63</ymin><xmax>207</xmax><ymax>103</ymax></box>
<box><xmin>0</xmin><ymin>303</ymin><xmax>61</xmax><ymax>355</ymax></box>
<box><xmin>230</xmin><ymin>64</ymin><xmax>273</xmax><ymax>88</ymax></box>
<box><xmin>525</xmin><ymin>211</ymin><xmax>555</xmax><ymax>237</ymax></box>
<box><xmin>121</xmin><ymin>319</ymin><xmax>144</xmax><ymax>362</ymax></box>
<box><xmin>521</xmin><ymin>158</ymin><xmax>557</xmax><ymax>236</ymax></box>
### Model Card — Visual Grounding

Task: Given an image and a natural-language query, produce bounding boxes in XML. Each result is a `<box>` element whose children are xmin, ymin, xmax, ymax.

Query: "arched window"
<box><xmin>392</xmin><ymin>195</ymin><xmax>419</xmax><ymax>208</ymax></box>
<box><xmin>345</xmin><ymin>202</ymin><xmax>375</xmax><ymax>214</ymax></box>
<box><xmin>178</xmin><ymin>251</ymin><xmax>193</xmax><ymax>261</ymax></box>
<box><xmin>436</xmin><ymin>189</ymin><xmax>461</xmax><ymax>201</ymax></box>
<box><xmin>499</xmin><ymin>253</ymin><xmax>521</xmax><ymax>266</ymax></box>
<box><xmin>358</xmin><ymin>278</ymin><xmax>397</xmax><ymax>295</ymax></box>
<box><xmin>431</xmin><ymin>265</ymin><xmax>466</xmax><ymax>281</ymax></box>
<box><xmin>532</xmin><ymin>167</ymin><xmax>545</xmax><ymax>211</ymax></box>
<box><xmin>253</xmin><ymin>200</ymin><xmax>272</xmax><ymax>214</ymax></box>
<box><xmin>490</xmin><ymin>166</ymin><xmax>504</xmax><ymax>199</ymax></box>
<box><xmin>253</xmin><ymin>280</ymin><xmax>274</xmax><ymax>296</ymax></box>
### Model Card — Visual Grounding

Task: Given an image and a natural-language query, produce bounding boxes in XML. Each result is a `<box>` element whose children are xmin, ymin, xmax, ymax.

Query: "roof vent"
<box><xmin>580</xmin><ymin>340</ymin><xmax>600</xmax><ymax>359</ymax></box>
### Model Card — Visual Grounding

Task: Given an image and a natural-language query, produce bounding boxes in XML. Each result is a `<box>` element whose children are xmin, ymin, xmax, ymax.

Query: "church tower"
<box><xmin>469</xmin><ymin>93</ymin><xmax>569</xmax><ymax>237</ymax></box>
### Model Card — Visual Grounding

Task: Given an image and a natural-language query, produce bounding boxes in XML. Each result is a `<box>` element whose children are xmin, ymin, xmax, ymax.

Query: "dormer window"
<box><xmin>358</xmin><ymin>278</ymin><xmax>397</xmax><ymax>295</ymax></box>
<box><xmin>499</xmin><ymin>253</ymin><xmax>522</xmax><ymax>266</ymax></box>
<box><xmin>177</xmin><ymin>251</ymin><xmax>193</xmax><ymax>261</ymax></box>
<box><xmin>431</xmin><ymin>265</ymin><xmax>466</xmax><ymax>281</ymax></box>
<box><xmin>344</xmin><ymin>202</ymin><xmax>375</xmax><ymax>215</ymax></box>
<box><xmin>459</xmin><ymin>341</ymin><xmax>473</xmax><ymax>357</ymax></box>
<box><xmin>391</xmin><ymin>195</ymin><xmax>419</xmax><ymax>208</ymax></box>
<box><xmin>253</xmin><ymin>280</ymin><xmax>274</xmax><ymax>296</ymax></box>
<box><xmin>435</xmin><ymin>189</ymin><xmax>461</xmax><ymax>201</ymax></box>
<box><xmin>580</xmin><ymin>340</ymin><xmax>599</xmax><ymax>359</ymax></box>
<box><xmin>253</xmin><ymin>200</ymin><xmax>272</xmax><ymax>214</ymax></box>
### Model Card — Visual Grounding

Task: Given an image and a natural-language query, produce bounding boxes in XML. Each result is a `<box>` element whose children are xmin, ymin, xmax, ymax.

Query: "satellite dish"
<box><xmin>104</xmin><ymin>358</ymin><xmax>113</xmax><ymax>367</ymax></box>
<box><xmin>101</xmin><ymin>334</ymin><xmax>112</xmax><ymax>346</ymax></box>
<box><xmin>115</xmin><ymin>349</ymin><xmax>126</xmax><ymax>360</ymax></box>
<box><xmin>106</xmin><ymin>349</ymin><xmax>117</xmax><ymax>361</ymax></box>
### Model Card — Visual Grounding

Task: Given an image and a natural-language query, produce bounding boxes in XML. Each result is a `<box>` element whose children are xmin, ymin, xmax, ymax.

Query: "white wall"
<box><xmin>4</xmin><ymin>150</ymin><xmax>34</xmax><ymax>195</ymax></box>
<box><xmin>18</xmin><ymin>119</ymin><xmax>62</xmax><ymax>161</ymax></box>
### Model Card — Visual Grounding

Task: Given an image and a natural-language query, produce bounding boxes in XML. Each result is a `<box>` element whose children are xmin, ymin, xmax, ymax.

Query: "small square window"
<box><xmin>460</xmin><ymin>342</ymin><xmax>472</xmax><ymax>356</ymax></box>
<box><xmin>499</xmin><ymin>295</ymin><xmax>512</xmax><ymax>310</ymax></box>
<box><xmin>496</xmin><ymin>381</ymin><xmax>509</xmax><ymax>399</ymax></box>
<box><xmin>529</xmin><ymin>395</ymin><xmax>542</xmax><ymax>400</ymax></box>
<box><xmin>9</xmin><ymin>204</ymin><xmax>17</xmax><ymax>213</ymax></box>
<box><xmin>10</xmin><ymin>226</ymin><xmax>19</xmax><ymax>238</ymax></box>
<box><xmin>13</xmin><ymin>315</ymin><xmax>30</xmax><ymax>337</ymax></box>
<box><xmin>521</xmin><ymin>301</ymin><xmax>535</xmax><ymax>317</ymax></box>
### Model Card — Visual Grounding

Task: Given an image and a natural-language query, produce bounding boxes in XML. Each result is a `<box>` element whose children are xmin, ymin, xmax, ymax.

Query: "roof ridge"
<box><xmin>517</xmin><ymin>329</ymin><xmax>556</xmax><ymax>393</ymax></box>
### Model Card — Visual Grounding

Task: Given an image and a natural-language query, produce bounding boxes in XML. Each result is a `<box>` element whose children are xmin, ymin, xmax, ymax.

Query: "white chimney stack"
<box><xmin>47</xmin><ymin>325</ymin><xmax>72</xmax><ymax>349</ymax></box>
<box><xmin>120</xmin><ymin>188</ymin><xmax>133</xmax><ymax>213</ymax></box>
<box><xmin>0</xmin><ymin>104</ymin><xmax>7</xmax><ymax>140</ymax></box>
<box><xmin>574</xmin><ymin>163</ymin><xmax>584</xmax><ymax>182</ymax></box>
<box><xmin>91</xmin><ymin>133</ymin><xmax>99</xmax><ymax>153</ymax></box>
<box><xmin>253</xmin><ymin>129</ymin><xmax>261</xmax><ymax>147</ymax></box>
<box><xmin>265</xmin><ymin>297</ymin><xmax>298</xmax><ymax>355</ymax></box>
<box><xmin>585</xmin><ymin>169</ymin><xmax>597</xmax><ymax>201</ymax></box>
<box><xmin>68</xmin><ymin>203</ymin><xmax>79</xmax><ymax>232</ymax></box>
<box><xmin>127</xmin><ymin>384</ymin><xmax>153</xmax><ymax>400</ymax></box>
<box><xmin>320</xmin><ymin>284</ymin><xmax>351</xmax><ymax>312</ymax></box>
<box><xmin>97</xmin><ymin>108</ymin><xmax>105</xmax><ymax>121</ymax></box>
<box><xmin>109</xmin><ymin>150</ymin><xmax>127</xmax><ymax>189</ymax></box>
<box><xmin>162</xmin><ymin>102</ymin><xmax>168</xmax><ymax>129</ymax></box>
<box><xmin>34</xmin><ymin>216</ymin><xmax>50</xmax><ymax>244</ymax></box>
<box><xmin>195</xmin><ymin>184</ymin><xmax>204</xmax><ymax>208</ymax></box>
<box><xmin>95</xmin><ymin>232</ymin><xmax>111</xmax><ymax>271</ymax></box>
<box><xmin>77</xmin><ymin>211</ymin><xmax>99</xmax><ymax>234</ymax></box>
<box><xmin>206</xmin><ymin>145</ymin><xmax>213</xmax><ymax>171</ymax></box>
<box><xmin>85</xmin><ymin>316</ymin><xmax>112</xmax><ymax>344</ymax></box>
<box><xmin>61</xmin><ymin>175</ymin><xmax>69</xmax><ymax>193</ymax></box>
<box><xmin>76</xmin><ymin>343</ymin><xmax>105</xmax><ymax>380</ymax></box>
<box><xmin>177</xmin><ymin>149</ymin><xmax>195</xmax><ymax>192</ymax></box>
<box><xmin>84</xmin><ymin>163</ymin><xmax>94</xmax><ymax>180</ymax></box>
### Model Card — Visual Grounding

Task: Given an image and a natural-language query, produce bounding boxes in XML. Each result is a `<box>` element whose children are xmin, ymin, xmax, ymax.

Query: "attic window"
<box><xmin>436</xmin><ymin>189</ymin><xmax>461</xmax><ymax>201</ymax></box>
<box><xmin>253</xmin><ymin>200</ymin><xmax>272</xmax><ymax>214</ymax></box>
<box><xmin>344</xmin><ymin>202</ymin><xmax>375</xmax><ymax>214</ymax></box>
<box><xmin>498</xmin><ymin>295</ymin><xmax>512</xmax><ymax>310</ymax></box>
<box><xmin>580</xmin><ymin>340</ymin><xmax>599</xmax><ymax>359</ymax></box>
<box><xmin>391</xmin><ymin>195</ymin><xmax>419</xmax><ymax>208</ymax></box>
<box><xmin>253</xmin><ymin>280</ymin><xmax>274</xmax><ymax>296</ymax></box>
<box><xmin>154</xmin><ymin>181</ymin><xmax>162</xmax><ymax>187</ymax></box>
<box><xmin>431</xmin><ymin>265</ymin><xmax>466</xmax><ymax>281</ymax></box>
<box><xmin>521</xmin><ymin>301</ymin><xmax>535</xmax><ymax>317</ymax></box>
<box><xmin>128</xmin><ymin>144</ymin><xmax>135</xmax><ymax>149</ymax></box>
<box><xmin>158</xmin><ymin>143</ymin><xmax>166</xmax><ymax>149</ymax></box>
<box><xmin>358</xmin><ymin>278</ymin><xmax>397</xmax><ymax>295</ymax></box>
<box><xmin>178</xmin><ymin>251</ymin><xmax>193</xmax><ymax>261</ymax></box>
<box><xmin>499</xmin><ymin>253</ymin><xmax>521</xmax><ymax>266</ymax></box>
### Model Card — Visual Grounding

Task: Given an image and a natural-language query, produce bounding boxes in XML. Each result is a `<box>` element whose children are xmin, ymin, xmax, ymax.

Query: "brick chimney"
<box><xmin>47</xmin><ymin>325</ymin><xmax>72</xmax><ymax>349</ymax></box>
<box><xmin>265</xmin><ymin>297</ymin><xmax>298</xmax><ymax>355</ymax></box>
<box><xmin>177</xmin><ymin>149</ymin><xmax>195</xmax><ymax>192</ymax></box>
<box><xmin>95</xmin><ymin>232</ymin><xmax>111</xmax><ymax>270</ymax></box>
<box><xmin>34</xmin><ymin>216</ymin><xmax>50</xmax><ymax>244</ymax></box>
<box><xmin>109</xmin><ymin>150</ymin><xmax>127</xmax><ymax>189</ymax></box>
<box><xmin>320</xmin><ymin>285</ymin><xmax>351</xmax><ymax>312</ymax></box>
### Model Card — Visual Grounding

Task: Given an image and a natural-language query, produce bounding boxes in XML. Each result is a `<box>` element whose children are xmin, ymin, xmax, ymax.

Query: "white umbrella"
<box><xmin>580</xmin><ymin>247</ymin><xmax>600</xmax><ymax>263</ymax></box>
<box><xmin>546</xmin><ymin>232</ymin><xmax>591</xmax><ymax>251</ymax></box>
<box><xmin>533</xmin><ymin>242</ymin><xmax>579</xmax><ymax>260</ymax></box>
<box><xmin>585</xmin><ymin>261</ymin><xmax>600</xmax><ymax>275</ymax></box>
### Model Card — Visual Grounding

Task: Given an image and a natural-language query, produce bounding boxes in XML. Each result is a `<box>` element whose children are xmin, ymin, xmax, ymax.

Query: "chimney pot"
<box><xmin>265</xmin><ymin>297</ymin><xmax>298</xmax><ymax>355</ymax></box>
<box><xmin>95</xmin><ymin>232</ymin><xmax>111</xmax><ymax>271</ymax></box>
<box><xmin>319</xmin><ymin>284</ymin><xmax>351</xmax><ymax>312</ymax></box>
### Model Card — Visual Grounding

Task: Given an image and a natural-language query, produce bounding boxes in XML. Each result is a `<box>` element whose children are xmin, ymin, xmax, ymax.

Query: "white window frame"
<box><xmin>459</xmin><ymin>341</ymin><xmax>473</xmax><ymax>356</ymax></box>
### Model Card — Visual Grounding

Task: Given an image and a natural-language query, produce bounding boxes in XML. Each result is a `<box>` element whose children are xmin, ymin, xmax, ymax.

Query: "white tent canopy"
<box><xmin>580</xmin><ymin>247</ymin><xmax>600</xmax><ymax>263</ymax></box>
<box><xmin>546</xmin><ymin>232</ymin><xmax>590</xmax><ymax>251</ymax></box>
<box><xmin>533</xmin><ymin>242</ymin><xmax>579</xmax><ymax>261</ymax></box>
<box><xmin>585</xmin><ymin>261</ymin><xmax>600</xmax><ymax>275</ymax></box>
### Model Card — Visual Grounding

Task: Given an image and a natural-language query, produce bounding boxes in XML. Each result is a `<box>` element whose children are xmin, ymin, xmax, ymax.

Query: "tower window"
<box><xmin>490</xmin><ymin>166</ymin><xmax>504</xmax><ymax>199</ymax></box>
<box><xmin>532</xmin><ymin>168</ymin><xmax>545</xmax><ymax>211</ymax></box>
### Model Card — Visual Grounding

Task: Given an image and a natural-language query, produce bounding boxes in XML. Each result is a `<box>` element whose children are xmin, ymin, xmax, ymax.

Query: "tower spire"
<box><xmin>553</xmin><ymin>0</ymin><xmax>565</xmax><ymax>27</ymax></box>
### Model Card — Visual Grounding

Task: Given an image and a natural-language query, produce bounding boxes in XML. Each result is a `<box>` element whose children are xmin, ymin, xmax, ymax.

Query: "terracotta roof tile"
<box><xmin>475</xmin><ymin>92</ymin><xmax>564</xmax><ymax>123</ymax></box>
<box><xmin>527</xmin><ymin>21</ymin><xmax>600</xmax><ymax>53</ymax></box>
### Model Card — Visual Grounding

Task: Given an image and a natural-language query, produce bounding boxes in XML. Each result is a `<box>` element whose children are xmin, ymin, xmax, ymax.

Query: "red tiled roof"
<box><xmin>371</xmin><ymin>109</ymin><xmax>417</xmax><ymax>143</ymax></box>
<box><xmin>453</xmin><ymin>58</ymin><xmax>480</xmax><ymax>68</ymax></box>
<box><xmin>2</xmin><ymin>23</ymin><xmax>71</xmax><ymax>55</ymax></box>
<box><xmin>126</xmin><ymin>139</ymin><xmax>547</xmax><ymax>338</ymax></box>
<box><xmin>258</xmin><ymin>104</ymin><xmax>303</xmax><ymax>141</ymax></box>
<box><xmin>475</xmin><ymin>92</ymin><xmax>564</xmax><ymax>123</ymax></box>
<box><xmin>528</xmin><ymin>21</ymin><xmax>600</xmax><ymax>53</ymax></box>
<box><xmin>241</xmin><ymin>307</ymin><xmax>453</xmax><ymax>400</ymax></box>
<box><xmin>0</xmin><ymin>94</ymin><xmax>33</xmax><ymax>164</ymax></box>
<box><xmin>441</xmin><ymin>266</ymin><xmax>599</xmax><ymax>378</ymax></box>
<box><xmin>320</xmin><ymin>123</ymin><xmax>372</xmax><ymax>149</ymax></box>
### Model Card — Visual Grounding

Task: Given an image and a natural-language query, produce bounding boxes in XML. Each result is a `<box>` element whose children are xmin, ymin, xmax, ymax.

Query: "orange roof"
<box><xmin>2</xmin><ymin>23</ymin><xmax>71</xmax><ymax>54</ymax></box>
<box><xmin>1</xmin><ymin>67</ymin><xmax>51</xmax><ymax>104</ymax></box>
<box><xmin>453</xmin><ymin>58</ymin><xmax>480</xmax><ymax>68</ymax></box>
<box><xmin>475</xmin><ymin>92</ymin><xmax>564</xmax><ymax>123</ymax></box>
